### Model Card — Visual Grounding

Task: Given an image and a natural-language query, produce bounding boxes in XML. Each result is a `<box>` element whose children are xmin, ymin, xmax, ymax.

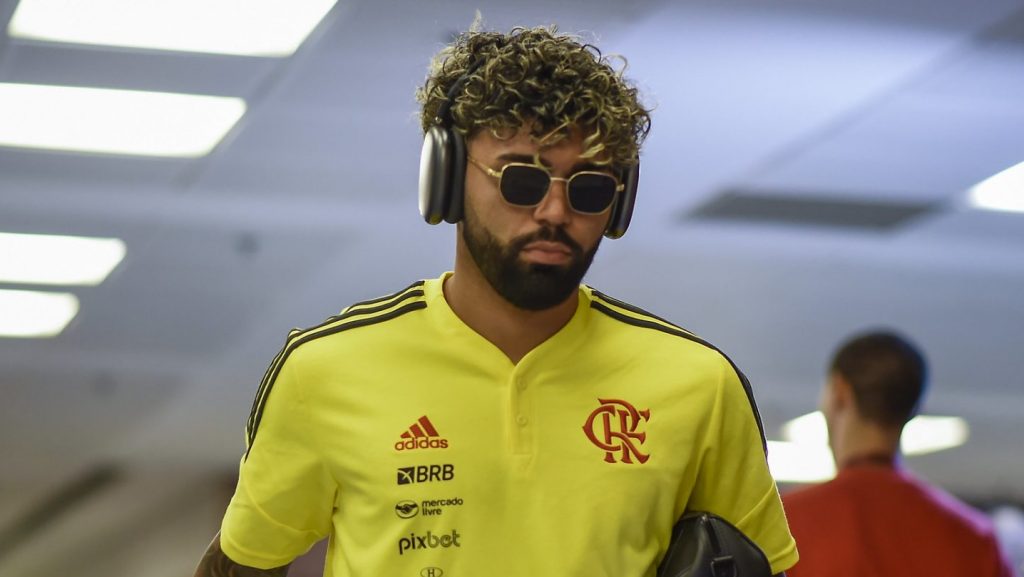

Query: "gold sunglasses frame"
<box><xmin>466</xmin><ymin>155</ymin><xmax>623</xmax><ymax>215</ymax></box>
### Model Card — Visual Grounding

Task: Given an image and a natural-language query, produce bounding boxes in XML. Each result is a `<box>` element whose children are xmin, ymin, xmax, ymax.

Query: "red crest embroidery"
<box><xmin>583</xmin><ymin>398</ymin><xmax>651</xmax><ymax>464</ymax></box>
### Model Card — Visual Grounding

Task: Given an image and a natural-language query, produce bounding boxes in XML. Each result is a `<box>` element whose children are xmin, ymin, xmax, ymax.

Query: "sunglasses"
<box><xmin>467</xmin><ymin>156</ymin><xmax>623</xmax><ymax>215</ymax></box>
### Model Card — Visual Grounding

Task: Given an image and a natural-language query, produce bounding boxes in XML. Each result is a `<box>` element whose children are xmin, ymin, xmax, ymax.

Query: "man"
<box><xmin>784</xmin><ymin>330</ymin><xmax>1017</xmax><ymax>577</ymax></box>
<box><xmin>194</xmin><ymin>25</ymin><xmax>797</xmax><ymax>577</ymax></box>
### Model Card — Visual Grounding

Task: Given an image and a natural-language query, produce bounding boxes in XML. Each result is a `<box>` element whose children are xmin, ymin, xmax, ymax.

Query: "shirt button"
<box><xmin>516</xmin><ymin>380</ymin><xmax>527</xmax><ymax>391</ymax></box>
<box><xmin>516</xmin><ymin>415</ymin><xmax>528</xmax><ymax>426</ymax></box>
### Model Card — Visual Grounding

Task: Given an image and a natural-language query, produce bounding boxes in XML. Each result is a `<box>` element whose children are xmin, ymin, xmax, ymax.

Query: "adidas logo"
<box><xmin>395</xmin><ymin>415</ymin><xmax>449</xmax><ymax>451</ymax></box>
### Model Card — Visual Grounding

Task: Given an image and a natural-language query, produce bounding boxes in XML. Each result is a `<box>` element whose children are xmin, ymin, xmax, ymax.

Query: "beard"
<box><xmin>462</xmin><ymin>208</ymin><xmax>601</xmax><ymax>311</ymax></box>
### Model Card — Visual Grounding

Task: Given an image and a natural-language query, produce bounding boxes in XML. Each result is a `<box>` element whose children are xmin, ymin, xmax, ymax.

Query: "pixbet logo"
<box><xmin>583</xmin><ymin>398</ymin><xmax>651</xmax><ymax>464</ymax></box>
<box><xmin>395</xmin><ymin>416</ymin><xmax>449</xmax><ymax>451</ymax></box>
<box><xmin>397</xmin><ymin>464</ymin><xmax>455</xmax><ymax>485</ymax></box>
<box><xmin>398</xmin><ymin>529</ymin><xmax>461</xmax><ymax>555</ymax></box>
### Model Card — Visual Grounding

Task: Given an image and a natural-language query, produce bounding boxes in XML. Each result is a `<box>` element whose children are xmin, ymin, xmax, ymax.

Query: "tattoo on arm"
<box><xmin>194</xmin><ymin>533</ymin><xmax>291</xmax><ymax>577</ymax></box>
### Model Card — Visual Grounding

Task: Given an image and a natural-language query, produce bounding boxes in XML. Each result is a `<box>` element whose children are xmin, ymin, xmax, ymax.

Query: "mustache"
<box><xmin>509</xmin><ymin>226</ymin><xmax>583</xmax><ymax>256</ymax></box>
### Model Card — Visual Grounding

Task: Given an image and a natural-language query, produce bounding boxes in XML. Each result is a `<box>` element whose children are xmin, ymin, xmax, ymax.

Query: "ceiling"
<box><xmin>1</xmin><ymin>0</ymin><xmax>1023</xmax><ymax>575</ymax></box>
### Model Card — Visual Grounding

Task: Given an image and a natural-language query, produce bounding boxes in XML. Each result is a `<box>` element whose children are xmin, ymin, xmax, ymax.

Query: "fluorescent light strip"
<box><xmin>0</xmin><ymin>232</ymin><xmax>126</xmax><ymax>286</ymax></box>
<box><xmin>780</xmin><ymin>411</ymin><xmax>829</xmax><ymax>447</ymax></box>
<box><xmin>780</xmin><ymin>411</ymin><xmax>969</xmax><ymax>456</ymax></box>
<box><xmin>767</xmin><ymin>441</ymin><xmax>836</xmax><ymax>483</ymax></box>
<box><xmin>901</xmin><ymin>416</ymin><xmax>970</xmax><ymax>455</ymax></box>
<box><xmin>0</xmin><ymin>289</ymin><xmax>79</xmax><ymax>338</ymax></box>
<box><xmin>969</xmin><ymin>160</ymin><xmax>1024</xmax><ymax>214</ymax></box>
<box><xmin>8</xmin><ymin>0</ymin><xmax>338</xmax><ymax>57</ymax></box>
<box><xmin>0</xmin><ymin>83</ymin><xmax>246</xmax><ymax>157</ymax></box>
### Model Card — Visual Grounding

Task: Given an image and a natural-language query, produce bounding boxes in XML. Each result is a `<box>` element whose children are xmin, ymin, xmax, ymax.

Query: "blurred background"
<box><xmin>1</xmin><ymin>0</ymin><xmax>1022</xmax><ymax>575</ymax></box>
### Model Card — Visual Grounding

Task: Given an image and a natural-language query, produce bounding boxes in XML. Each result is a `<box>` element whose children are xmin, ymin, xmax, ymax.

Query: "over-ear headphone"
<box><xmin>418</xmin><ymin>62</ymin><xmax>641</xmax><ymax>239</ymax></box>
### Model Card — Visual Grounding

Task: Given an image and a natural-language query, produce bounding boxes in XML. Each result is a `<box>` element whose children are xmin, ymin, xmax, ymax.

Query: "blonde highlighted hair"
<box><xmin>416</xmin><ymin>25</ymin><xmax>651</xmax><ymax>170</ymax></box>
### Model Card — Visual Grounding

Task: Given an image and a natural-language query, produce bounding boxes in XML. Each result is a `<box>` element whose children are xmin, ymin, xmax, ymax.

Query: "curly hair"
<box><xmin>416</xmin><ymin>25</ymin><xmax>651</xmax><ymax>170</ymax></box>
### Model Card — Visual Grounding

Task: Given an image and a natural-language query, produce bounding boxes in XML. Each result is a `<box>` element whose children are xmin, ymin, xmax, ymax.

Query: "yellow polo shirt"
<box><xmin>220</xmin><ymin>273</ymin><xmax>798</xmax><ymax>576</ymax></box>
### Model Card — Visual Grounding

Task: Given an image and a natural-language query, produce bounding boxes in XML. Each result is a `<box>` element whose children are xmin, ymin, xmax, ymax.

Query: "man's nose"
<box><xmin>532</xmin><ymin>177</ymin><xmax>572</xmax><ymax>225</ymax></box>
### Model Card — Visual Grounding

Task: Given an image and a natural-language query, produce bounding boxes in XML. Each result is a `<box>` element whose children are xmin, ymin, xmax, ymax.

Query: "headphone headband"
<box><xmin>435</xmin><ymin>59</ymin><xmax>486</xmax><ymax>128</ymax></box>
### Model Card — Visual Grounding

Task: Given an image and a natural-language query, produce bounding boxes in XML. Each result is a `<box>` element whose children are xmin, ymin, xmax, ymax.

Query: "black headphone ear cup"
<box><xmin>419</xmin><ymin>126</ymin><xmax>454</xmax><ymax>225</ymax></box>
<box><xmin>443</xmin><ymin>128</ymin><xmax>467</xmax><ymax>224</ymax></box>
<box><xmin>604</xmin><ymin>161</ymin><xmax>640</xmax><ymax>239</ymax></box>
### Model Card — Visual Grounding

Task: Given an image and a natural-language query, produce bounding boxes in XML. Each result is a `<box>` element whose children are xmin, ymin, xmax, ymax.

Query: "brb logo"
<box><xmin>583</xmin><ymin>398</ymin><xmax>651</xmax><ymax>464</ymax></box>
<box><xmin>397</xmin><ymin>464</ymin><xmax>455</xmax><ymax>485</ymax></box>
<box><xmin>398</xmin><ymin>529</ymin><xmax>461</xmax><ymax>555</ymax></box>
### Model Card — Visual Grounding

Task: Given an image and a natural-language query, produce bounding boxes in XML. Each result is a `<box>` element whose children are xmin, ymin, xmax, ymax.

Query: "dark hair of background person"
<box><xmin>830</xmin><ymin>331</ymin><xmax>928</xmax><ymax>428</ymax></box>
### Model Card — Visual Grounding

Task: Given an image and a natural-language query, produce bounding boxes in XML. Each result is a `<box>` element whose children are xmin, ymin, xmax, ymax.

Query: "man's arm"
<box><xmin>193</xmin><ymin>533</ymin><xmax>291</xmax><ymax>577</ymax></box>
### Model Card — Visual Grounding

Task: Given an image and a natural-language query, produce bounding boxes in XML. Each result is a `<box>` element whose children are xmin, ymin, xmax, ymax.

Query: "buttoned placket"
<box><xmin>506</xmin><ymin>367</ymin><xmax>536</xmax><ymax>464</ymax></box>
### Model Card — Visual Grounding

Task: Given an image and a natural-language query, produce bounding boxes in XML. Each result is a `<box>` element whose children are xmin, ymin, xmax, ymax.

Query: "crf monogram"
<box><xmin>583</xmin><ymin>398</ymin><xmax>651</xmax><ymax>464</ymax></box>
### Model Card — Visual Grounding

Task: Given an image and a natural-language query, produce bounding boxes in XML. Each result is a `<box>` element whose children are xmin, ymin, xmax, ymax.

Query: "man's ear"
<box><xmin>829</xmin><ymin>372</ymin><xmax>854</xmax><ymax>413</ymax></box>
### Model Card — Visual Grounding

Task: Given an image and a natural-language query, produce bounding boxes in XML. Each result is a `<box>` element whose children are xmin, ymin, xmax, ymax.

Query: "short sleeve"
<box><xmin>220</xmin><ymin>354</ymin><xmax>337</xmax><ymax>569</ymax></box>
<box><xmin>688</xmin><ymin>359</ymin><xmax>799</xmax><ymax>575</ymax></box>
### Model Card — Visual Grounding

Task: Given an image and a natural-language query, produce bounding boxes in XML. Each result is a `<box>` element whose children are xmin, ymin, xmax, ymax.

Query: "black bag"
<box><xmin>656</xmin><ymin>512</ymin><xmax>772</xmax><ymax>577</ymax></box>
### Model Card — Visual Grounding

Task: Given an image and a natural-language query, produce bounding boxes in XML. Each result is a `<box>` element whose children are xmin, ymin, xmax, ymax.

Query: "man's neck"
<box><xmin>444</xmin><ymin>263</ymin><xmax>579</xmax><ymax>365</ymax></box>
<box><xmin>831</xmin><ymin>418</ymin><xmax>901</xmax><ymax>470</ymax></box>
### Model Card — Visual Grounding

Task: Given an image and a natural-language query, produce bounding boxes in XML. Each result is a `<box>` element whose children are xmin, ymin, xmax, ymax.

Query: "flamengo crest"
<box><xmin>583</xmin><ymin>398</ymin><xmax>651</xmax><ymax>464</ymax></box>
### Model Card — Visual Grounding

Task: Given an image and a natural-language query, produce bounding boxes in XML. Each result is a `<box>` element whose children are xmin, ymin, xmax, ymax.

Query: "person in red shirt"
<box><xmin>783</xmin><ymin>330</ymin><xmax>1017</xmax><ymax>577</ymax></box>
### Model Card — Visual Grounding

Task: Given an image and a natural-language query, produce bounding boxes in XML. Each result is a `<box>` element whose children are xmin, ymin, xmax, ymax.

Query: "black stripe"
<box><xmin>245</xmin><ymin>299</ymin><xmax>428</xmax><ymax>459</ymax></box>
<box><xmin>299</xmin><ymin>283</ymin><xmax>427</xmax><ymax>338</ymax></box>
<box><xmin>590</xmin><ymin>300</ymin><xmax>768</xmax><ymax>455</ymax></box>
<box><xmin>343</xmin><ymin>288</ymin><xmax>424</xmax><ymax>318</ymax></box>
<box><xmin>246</xmin><ymin>346</ymin><xmax>286</xmax><ymax>438</ymax></box>
<box><xmin>245</xmin><ymin>284</ymin><xmax>425</xmax><ymax>437</ymax></box>
<box><xmin>591</xmin><ymin>289</ymin><xmax>692</xmax><ymax>334</ymax></box>
<box><xmin>348</xmin><ymin>280</ymin><xmax>426</xmax><ymax>310</ymax></box>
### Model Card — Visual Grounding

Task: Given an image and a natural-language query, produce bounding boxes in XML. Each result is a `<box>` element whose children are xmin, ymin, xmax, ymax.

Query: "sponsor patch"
<box><xmin>396</xmin><ymin>416</ymin><xmax>449</xmax><ymax>451</ymax></box>
<box><xmin>398</xmin><ymin>529</ymin><xmax>461</xmax><ymax>555</ymax></box>
<box><xmin>397</xmin><ymin>464</ymin><xmax>455</xmax><ymax>485</ymax></box>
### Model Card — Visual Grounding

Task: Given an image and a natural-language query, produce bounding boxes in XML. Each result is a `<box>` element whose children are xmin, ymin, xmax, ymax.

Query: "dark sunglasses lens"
<box><xmin>500</xmin><ymin>165</ymin><xmax>550</xmax><ymax>206</ymax></box>
<box><xmin>568</xmin><ymin>173</ymin><xmax>618</xmax><ymax>214</ymax></box>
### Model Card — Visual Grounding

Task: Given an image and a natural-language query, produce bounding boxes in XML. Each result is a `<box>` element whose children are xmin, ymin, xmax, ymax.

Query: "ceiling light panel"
<box><xmin>901</xmin><ymin>416</ymin><xmax>970</xmax><ymax>455</ymax></box>
<box><xmin>781</xmin><ymin>411</ymin><xmax>970</xmax><ymax>456</ymax></box>
<box><xmin>0</xmin><ymin>289</ymin><xmax>79</xmax><ymax>338</ymax></box>
<box><xmin>780</xmin><ymin>411</ymin><xmax>829</xmax><ymax>446</ymax></box>
<box><xmin>969</xmin><ymin>160</ymin><xmax>1024</xmax><ymax>214</ymax></box>
<box><xmin>0</xmin><ymin>83</ymin><xmax>246</xmax><ymax>157</ymax></box>
<box><xmin>0</xmin><ymin>232</ymin><xmax>126</xmax><ymax>286</ymax></box>
<box><xmin>8</xmin><ymin>0</ymin><xmax>338</xmax><ymax>57</ymax></box>
<box><xmin>767</xmin><ymin>441</ymin><xmax>837</xmax><ymax>483</ymax></box>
